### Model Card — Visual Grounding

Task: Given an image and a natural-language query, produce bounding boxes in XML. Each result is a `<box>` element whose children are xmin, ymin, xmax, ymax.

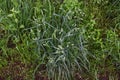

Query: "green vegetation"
<box><xmin>0</xmin><ymin>0</ymin><xmax>120</xmax><ymax>80</ymax></box>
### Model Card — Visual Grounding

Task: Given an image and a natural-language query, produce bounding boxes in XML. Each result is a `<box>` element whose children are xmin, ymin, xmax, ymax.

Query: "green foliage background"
<box><xmin>0</xmin><ymin>0</ymin><xmax>120</xmax><ymax>80</ymax></box>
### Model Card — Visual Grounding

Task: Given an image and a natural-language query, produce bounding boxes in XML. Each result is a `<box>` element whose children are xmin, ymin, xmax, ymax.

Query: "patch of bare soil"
<box><xmin>35</xmin><ymin>64</ymin><xmax>49</xmax><ymax>80</ymax></box>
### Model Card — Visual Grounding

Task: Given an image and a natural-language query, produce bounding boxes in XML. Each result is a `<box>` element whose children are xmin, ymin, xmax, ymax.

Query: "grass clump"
<box><xmin>0</xmin><ymin>0</ymin><xmax>120</xmax><ymax>80</ymax></box>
